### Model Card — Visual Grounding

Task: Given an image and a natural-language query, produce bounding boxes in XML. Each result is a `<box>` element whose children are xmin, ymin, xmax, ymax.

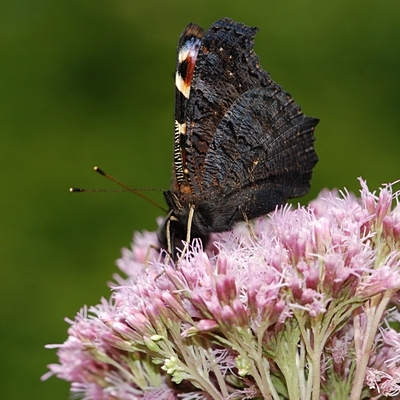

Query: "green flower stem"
<box><xmin>223</xmin><ymin>326</ymin><xmax>277</xmax><ymax>399</ymax></box>
<box><xmin>175</xmin><ymin>338</ymin><xmax>225</xmax><ymax>399</ymax></box>
<box><xmin>350</xmin><ymin>291</ymin><xmax>394</xmax><ymax>400</ymax></box>
<box><xmin>297</xmin><ymin>339</ymin><xmax>307</xmax><ymax>400</ymax></box>
<box><xmin>310</xmin><ymin>316</ymin><xmax>323</xmax><ymax>400</ymax></box>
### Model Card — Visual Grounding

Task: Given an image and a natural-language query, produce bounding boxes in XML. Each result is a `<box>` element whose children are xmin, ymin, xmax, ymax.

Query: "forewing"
<box><xmin>173</xmin><ymin>23</ymin><xmax>204</xmax><ymax>190</ymax></box>
<box><xmin>182</xmin><ymin>18</ymin><xmax>277</xmax><ymax>194</ymax></box>
<box><xmin>202</xmin><ymin>87</ymin><xmax>318</xmax><ymax>199</ymax></box>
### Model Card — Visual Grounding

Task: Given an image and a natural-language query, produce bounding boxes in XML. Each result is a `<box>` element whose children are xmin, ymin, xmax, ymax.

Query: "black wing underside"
<box><xmin>162</xmin><ymin>17</ymin><xmax>318</xmax><ymax>252</ymax></box>
<box><xmin>179</xmin><ymin>18</ymin><xmax>317</xmax><ymax>200</ymax></box>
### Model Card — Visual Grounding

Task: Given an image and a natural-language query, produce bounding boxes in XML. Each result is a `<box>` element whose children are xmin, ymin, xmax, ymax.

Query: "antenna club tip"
<box><xmin>94</xmin><ymin>166</ymin><xmax>105</xmax><ymax>176</ymax></box>
<box><xmin>70</xmin><ymin>187</ymin><xmax>83</xmax><ymax>192</ymax></box>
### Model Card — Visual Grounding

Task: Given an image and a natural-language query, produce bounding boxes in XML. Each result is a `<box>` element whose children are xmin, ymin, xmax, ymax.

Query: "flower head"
<box><xmin>44</xmin><ymin>179</ymin><xmax>400</xmax><ymax>399</ymax></box>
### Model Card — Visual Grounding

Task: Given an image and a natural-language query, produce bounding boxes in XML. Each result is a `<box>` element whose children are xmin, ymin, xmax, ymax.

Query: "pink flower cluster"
<box><xmin>43</xmin><ymin>179</ymin><xmax>400</xmax><ymax>400</ymax></box>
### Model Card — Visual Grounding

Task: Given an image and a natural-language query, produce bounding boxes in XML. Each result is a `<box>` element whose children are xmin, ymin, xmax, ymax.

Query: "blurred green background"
<box><xmin>1</xmin><ymin>0</ymin><xmax>399</xmax><ymax>398</ymax></box>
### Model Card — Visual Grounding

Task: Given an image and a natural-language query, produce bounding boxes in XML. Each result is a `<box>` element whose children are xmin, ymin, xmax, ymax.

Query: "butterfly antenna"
<box><xmin>70</xmin><ymin>166</ymin><xmax>167</xmax><ymax>213</ymax></box>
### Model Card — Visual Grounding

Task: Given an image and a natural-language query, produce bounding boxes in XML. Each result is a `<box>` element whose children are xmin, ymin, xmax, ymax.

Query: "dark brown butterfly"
<box><xmin>158</xmin><ymin>18</ymin><xmax>318</xmax><ymax>257</ymax></box>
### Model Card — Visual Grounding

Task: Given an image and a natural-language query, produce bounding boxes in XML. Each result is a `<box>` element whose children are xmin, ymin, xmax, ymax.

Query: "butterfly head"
<box><xmin>157</xmin><ymin>190</ymin><xmax>211</xmax><ymax>258</ymax></box>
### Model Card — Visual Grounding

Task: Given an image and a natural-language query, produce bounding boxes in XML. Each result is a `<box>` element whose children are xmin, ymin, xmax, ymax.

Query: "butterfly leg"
<box><xmin>239</xmin><ymin>205</ymin><xmax>257</xmax><ymax>240</ymax></box>
<box><xmin>177</xmin><ymin>204</ymin><xmax>195</xmax><ymax>262</ymax></box>
<box><xmin>164</xmin><ymin>215</ymin><xmax>177</xmax><ymax>265</ymax></box>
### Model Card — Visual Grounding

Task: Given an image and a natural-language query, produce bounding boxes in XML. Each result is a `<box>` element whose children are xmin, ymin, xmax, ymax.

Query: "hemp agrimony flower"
<box><xmin>43</xmin><ymin>179</ymin><xmax>400</xmax><ymax>400</ymax></box>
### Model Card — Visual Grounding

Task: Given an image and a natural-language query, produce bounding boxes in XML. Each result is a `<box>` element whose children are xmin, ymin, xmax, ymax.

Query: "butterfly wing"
<box><xmin>202</xmin><ymin>87</ymin><xmax>318</xmax><ymax>199</ymax></box>
<box><xmin>173</xmin><ymin>23</ymin><xmax>204</xmax><ymax>191</ymax></box>
<box><xmin>163</xmin><ymin>18</ymin><xmax>318</xmax><ymax>248</ymax></box>
<box><xmin>186</xmin><ymin>19</ymin><xmax>317</xmax><ymax>222</ymax></box>
<box><xmin>181</xmin><ymin>18</ymin><xmax>279</xmax><ymax>194</ymax></box>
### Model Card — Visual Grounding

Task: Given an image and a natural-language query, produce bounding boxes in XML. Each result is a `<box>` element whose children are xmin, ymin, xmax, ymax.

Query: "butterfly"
<box><xmin>158</xmin><ymin>18</ymin><xmax>318</xmax><ymax>257</ymax></box>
